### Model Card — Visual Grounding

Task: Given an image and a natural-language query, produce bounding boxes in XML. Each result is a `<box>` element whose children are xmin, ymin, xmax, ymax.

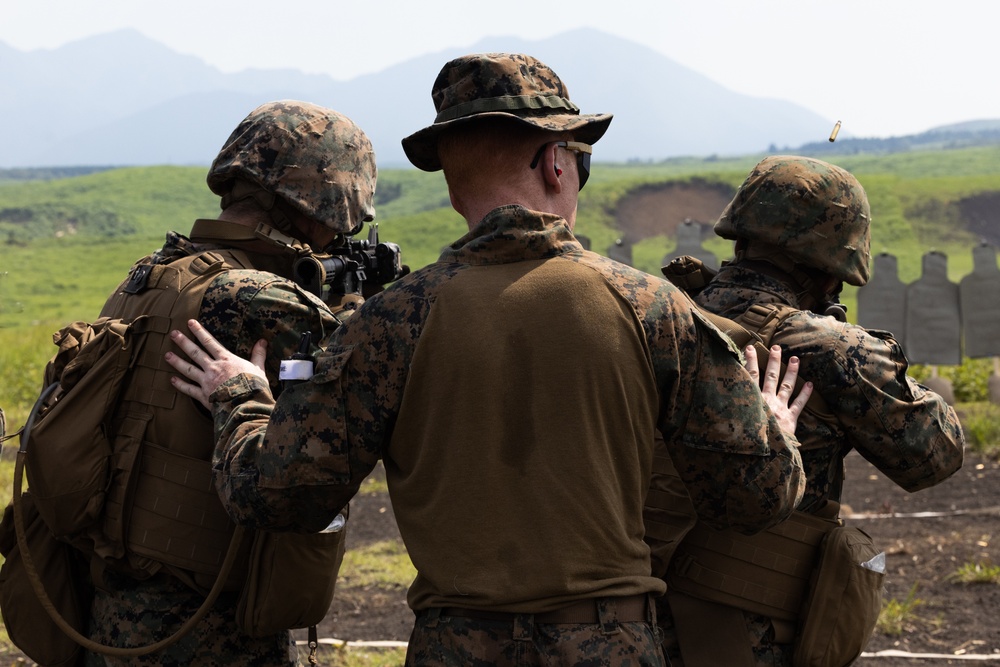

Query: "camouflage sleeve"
<box><xmin>651</xmin><ymin>290</ymin><xmax>806</xmax><ymax>534</ymax></box>
<box><xmin>200</xmin><ymin>271</ymin><xmax>345</xmax><ymax>530</ymax></box>
<box><xmin>782</xmin><ymin>314</ymin><xmax>965</xmax><ymax>492</ymax></box>
<box><xmin>200</xmin><ymin>270</ymin><xmax>341</xmax><ymax>387</ymax></box>
<box><xmin>207</xmin><ymin>281</ymin><xmax>423</xmax><ymax>532</ymax></box>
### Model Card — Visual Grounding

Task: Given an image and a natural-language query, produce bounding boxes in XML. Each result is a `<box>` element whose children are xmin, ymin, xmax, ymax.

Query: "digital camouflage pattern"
<box><xmin>85</xmin><ymin>571</ymin><xmax>297</xmax><ymax>667</ymax></box>
<box><xmin>86</xmin><ymin>230</ymin><xmax>341</xmax><ymax>665</ymax></box>
<box><xmin>656</xmin><ymin>262</ymin><xmax>965</xmax><ymax>667</ymax></box>
<box><xmin>406</xmin><ymin>612</ymin><xmax>664</xmax><ymax>666</ymax></box>
<box><xmin>209</xmin><ymin>206</ymin><xmax>804</xmax><ymax>537</ymax></box>
<box><xmin>697</xmin><ymin>266</ymin><xmax>965</xmax><ymax>507</ymax></box>
<box><xmin>207</xmin><ymin>205</ymin><xmax>804</xmax><ymax>667</ymax></box>
<box><xmin>714</xmin><ymin>155</ymin><xmax>872</xmax><ymax>286</ymax></box>
<box><xmin>207</xmin><ymin>100</ymin><xmax>377</xmax><ymax>234</ymax></box>
<box><xmin>402</xmin><ymin>53</ymin><xmax>613</xmax><ymax>171</ymax></box>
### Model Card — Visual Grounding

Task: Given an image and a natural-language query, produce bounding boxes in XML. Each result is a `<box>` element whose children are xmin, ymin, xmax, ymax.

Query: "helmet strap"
<box><xmin>216</xmin><ymin>179</ymin><xmax>326</xmax><ymax>256</ymax></box>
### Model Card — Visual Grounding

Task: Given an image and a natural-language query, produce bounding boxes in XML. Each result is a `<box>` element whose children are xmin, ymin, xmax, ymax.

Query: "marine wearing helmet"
<box><xmin>715</xmin><ymin>155</ymin><xmax>872</xmax><ymax>291</ymax></box>
<box><xmin>207</xmin><ymin>100</ymin><xmax>377</xmax><ymax>243</ymax></box>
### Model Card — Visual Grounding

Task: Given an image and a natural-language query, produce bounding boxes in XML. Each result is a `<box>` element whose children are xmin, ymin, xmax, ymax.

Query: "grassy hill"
<box><xmin>2</xmin><ymin>146</ymin><xmax>999</xmax><ymax>663</ymax></box>
<box><xmin>1</xmin><ymin>145</ymin><xmax>1000</xmax><ymax>428</ymax></box>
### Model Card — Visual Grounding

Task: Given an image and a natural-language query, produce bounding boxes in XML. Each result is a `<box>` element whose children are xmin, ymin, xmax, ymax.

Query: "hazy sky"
<box><xmin>3</xmin><ymin>0</ymin><xmax>996</xmax><ymax>138</ymax></box>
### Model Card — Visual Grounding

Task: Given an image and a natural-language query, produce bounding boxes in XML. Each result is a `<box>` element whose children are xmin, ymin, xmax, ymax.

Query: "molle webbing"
<box><xmin>99</xmin><ymin>249</ymin><xmax>253</xmax><ymax>586</ymax></box>
<box><xmin>114</xmin><ymin>444</ymin><xmax>244</xmax><ymax>584</ymax></box>
<box><xmin>666</xmin><ymin>510</ymin><xmax>839</xmax><ymax>621</ymax></box>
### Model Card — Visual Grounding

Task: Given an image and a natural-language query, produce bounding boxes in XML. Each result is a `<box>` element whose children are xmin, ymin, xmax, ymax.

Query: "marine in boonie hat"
<box><xmin>402</xmin><ymin>53</ymin><xmax>613</xmax><ymax>172</ymax></box>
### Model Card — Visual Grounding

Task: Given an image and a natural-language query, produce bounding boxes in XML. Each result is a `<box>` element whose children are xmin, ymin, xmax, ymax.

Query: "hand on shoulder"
<box><xmin>165</xmin><ymin>319</ymin><xmax>267</xmax><ymax>409</ymax></box>
<box><xmin>745</xmin><ymin>344</ymin><xmax>812</xmax><ymax>436</ymax></box>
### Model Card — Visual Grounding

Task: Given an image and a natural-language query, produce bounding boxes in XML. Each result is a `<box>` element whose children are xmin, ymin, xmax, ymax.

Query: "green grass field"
<box><xmin>3</xmin><ymin>147</ymin><xmax>1000</xmax><ymax>428</ymax></box>
<box><xmin>1</xmin><ymin>146</ymin><xmax>1000</xmax><ymax>664</ymax></box>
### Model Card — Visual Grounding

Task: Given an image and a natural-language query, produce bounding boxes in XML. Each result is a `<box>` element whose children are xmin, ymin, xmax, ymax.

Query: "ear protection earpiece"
<box><xmin>555</xmin><ymin>165</ymin><xmax>563</xmax><ymax>176</ymax></box>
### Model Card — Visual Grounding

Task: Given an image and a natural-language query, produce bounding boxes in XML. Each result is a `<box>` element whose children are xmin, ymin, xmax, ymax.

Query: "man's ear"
<box><xmin>540</xmin><ymin>144</ymin><xmax>563</xmax><ymax>193</ymax></box>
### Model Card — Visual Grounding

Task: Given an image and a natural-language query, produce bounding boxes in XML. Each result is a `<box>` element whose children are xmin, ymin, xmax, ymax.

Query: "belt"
<box><xmin>435</xmin><ymin>594</ymin><xmax>649</xmax><ymax>624</ymax></box>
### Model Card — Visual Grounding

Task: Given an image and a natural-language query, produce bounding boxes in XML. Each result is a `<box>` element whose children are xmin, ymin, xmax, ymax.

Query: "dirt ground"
<box><xmin>839</xmin><ymin>449</ymin><xmax>1000</xmax><ymax>665</ymax></box>
<box><xmin>308</xmin><ymin>179</ymin><xmax>1000</xmax><ymax>663</ymax></box>
<box><xmin>310</xmin><ymin>180</ymin><xmax>1000</xmax><ymax>662</ymax></box>
<box><xmin>10</xmin><ymin>180</ymin><xmax>1000</xmax><ymax>665</ymax></box>
<box><xmin>311</xmin><ymin>449</ymin><xmax>1000</xmax><ymax>664</ymax></box>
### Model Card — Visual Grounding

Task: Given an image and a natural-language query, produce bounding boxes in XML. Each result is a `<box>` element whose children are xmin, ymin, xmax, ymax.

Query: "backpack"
<box><xmin>0</xmin><ymin>248</ymin><xmax>346</xmax><ymax>661</ymax></box>
<box><xmin>0</xmin><ymin>400</ymin><xmax>88</xmax><ymax>667</ymax></box>
<box><xmin>654</xmin><ymin>255</ymin><xmax>884</xmax><ymax>667</ymax></box>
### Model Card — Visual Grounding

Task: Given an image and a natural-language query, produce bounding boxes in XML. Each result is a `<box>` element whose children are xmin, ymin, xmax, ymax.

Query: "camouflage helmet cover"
<box><xmin>401</xmin><ymin>53</ymin><xmax>613</xmax><ymax>172</ymax></box>
<box><xmin>715</xmin><ymin>155</ymin><xmax>872</xmax><ymax>286</ymax></box>
<box><xmin>207</xmin><ymin>100</ymin><xmax>376</xmax><ymax>234</ymax></box>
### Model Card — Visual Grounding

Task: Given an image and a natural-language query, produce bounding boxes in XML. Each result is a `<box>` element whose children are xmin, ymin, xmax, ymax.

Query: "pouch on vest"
<box><xmin>0</xmin><ymin>490</ymin><xmax>91</xmax><ymax>667</ymax></box>
<box><xmin>236</xmin><ymin>511</ymin><xmax>348</xmax><ymax>637</ymax></box>
<box><xmin>26</xmin><ymin>317</ymin><xmax>150</xmax><ymax>539</ymax></box>
<box><xmin>666</xmin><ymin>509</ymin><xmax>836</xmax><ymax>623</ymax></box>
<box><xmin>793</xmin><ymin>525</ymin><xmax>884</xmax><ymax>667</ymax></box>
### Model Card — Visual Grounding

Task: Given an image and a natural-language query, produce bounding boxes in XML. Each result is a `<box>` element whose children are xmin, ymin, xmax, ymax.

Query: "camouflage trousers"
<box><xmin>83</xmin><ymin>569</ymin><xmax>298</xmax><ymax>667</ymax></box>
<box><xmin>656</xmin><ymin>594</ymin><xmax>793</xmax><ymax>667</ymax></box>
<box><xmin>406</xmin><ymin>599</ymin><xmax>666</xmax><ymax>666</ymax></box>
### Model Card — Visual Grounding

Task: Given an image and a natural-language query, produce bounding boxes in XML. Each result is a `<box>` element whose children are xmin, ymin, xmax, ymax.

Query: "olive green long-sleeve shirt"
<box><xmin>210</xmin><ymin>206</ymin><xmax>805</xmax><ymax>614</ymax></box>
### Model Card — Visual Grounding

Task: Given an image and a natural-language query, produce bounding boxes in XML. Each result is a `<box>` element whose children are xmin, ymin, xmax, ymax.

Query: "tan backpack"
<box><xmin>0</xmin><ymin>249</ymin><xmax>346</xmax><ymax>663</ymax></box>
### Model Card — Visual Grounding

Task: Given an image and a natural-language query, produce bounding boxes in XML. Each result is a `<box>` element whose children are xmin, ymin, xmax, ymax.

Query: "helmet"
<box><xmin>207</xmin><ymin>100</ymin><xmax>376</xmax><ymax>234</ymax></box>
<box><xmin>714</xmin><ymin>155</ymin><xmax>871</xmax><ymax>286</ymax></box>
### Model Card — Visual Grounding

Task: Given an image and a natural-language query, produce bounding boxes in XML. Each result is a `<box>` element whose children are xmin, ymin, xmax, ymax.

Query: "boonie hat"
<box><xmin>402</xmin><ymin>53</ymin><xmax>613</xmax><ymax>172</ymax></box>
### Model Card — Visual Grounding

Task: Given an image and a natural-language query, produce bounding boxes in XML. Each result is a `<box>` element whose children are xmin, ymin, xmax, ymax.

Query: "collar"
<box><xmin>438</xmin><ymin>205</ymin><xmax>584</xmax><ymax>266</ymax></box>
<box><xmin>189</xmin><ymin>218</ymin><xmax>314</xmax><ymax>256</ymax></box>
<box><xmin>706</xmin><ymin>263</ymin><xmax>803</xmax><ymax>309</ymax></box>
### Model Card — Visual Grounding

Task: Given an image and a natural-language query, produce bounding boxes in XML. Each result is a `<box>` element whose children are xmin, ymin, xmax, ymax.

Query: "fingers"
<box><xmin>170</xmin><ymin>374</ymin><xmax>211</xmax><ymax>410</ymax></box>
<box><xmin>789</xmin><ymin>380</ymin><xmax>814</xmax><ymax>418</ymax></box>
<box><xmin>185</xmin><ymin>319</ymin><xmax>227</xmax><ymax>358</ymax></box>
<box><xmin>744</xmin><ymin>346</ymin><xmax>760</xmax><ymax>383</ymax></box>
<box><xmin>760</xmin><ymin>345</ymin><xmax>783</xmax><ymax>395</ymax></box>
<box><xmin>164</xmin><ymin>347</ymin><xmax>201</xmax><ymax>381</ymax></box>
<box><xmin>167</xmin><ymin>328</ymin><xmax>207</xmax><ymax>366</ymax></box>
<box><xmin>250</xmin><ymin>339</ymin><xmax>268</xmax><ymax>371</ymax></box>
<box><xmin>163</xmin><ymin>346</ymin><xmax>212</xmax><ymax>409</ymax></box>
<box><xmin>778</xmin><ymin>356</ymin><xmax>801</xmax><ymax>400</ymax></box>
<box><xmin>750</xmin><ymin>345</ymin><xmax>815</xmax><ymax>437</ymax></box>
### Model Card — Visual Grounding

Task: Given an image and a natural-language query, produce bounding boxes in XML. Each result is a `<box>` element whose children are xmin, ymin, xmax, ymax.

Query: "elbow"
<box><xmin>898</xmin><ymin>426</ymin><xmax>966</xmax><ymax>493</ymax></box>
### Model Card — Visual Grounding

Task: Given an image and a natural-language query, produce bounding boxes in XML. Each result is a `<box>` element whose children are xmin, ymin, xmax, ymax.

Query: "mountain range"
<box><xmin>0</xmin><ymin>28</ymin><xmax>989</xmax><ymax>169</ymax></box>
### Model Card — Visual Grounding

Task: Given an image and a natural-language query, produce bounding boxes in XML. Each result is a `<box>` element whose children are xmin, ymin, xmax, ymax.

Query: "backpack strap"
<box><xmin>13</xmin><ymin>408</ymin><xmax>247</xmax><ymax>657</ymax></box>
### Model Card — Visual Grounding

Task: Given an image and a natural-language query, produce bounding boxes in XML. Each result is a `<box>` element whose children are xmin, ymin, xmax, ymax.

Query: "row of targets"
<box><xmin>856</xmin><ymin>244</ymin><xmax>1000</xmax><ymax>403</ymax></box>
<box><xmin>593</xmin><ymin>221</ymin><xmax>1000</xmax><ymax>404</ymax></box>
<box><xmin>595</xmin><ymin>220</ymin><xmax>722</xmax><ymax>269</ymax></box>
